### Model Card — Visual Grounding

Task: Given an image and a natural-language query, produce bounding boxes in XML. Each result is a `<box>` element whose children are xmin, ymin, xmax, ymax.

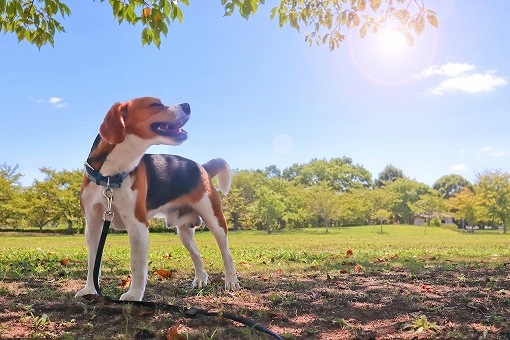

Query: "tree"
<box><xmin>24</xmin><ymin>168</ymin><xmax>83</xmax><ymax>232</ymax></box>
<box><xmin>253</xmin><ymin>178</ymin><xmax>286</xmax><ymax>234</ymax></box>
<box><xmin>1</xmin><ymin>0</ymin><xmax>437</xmax><ymax>49</ymax></box>
<box><xmin>433</xmin><ymin>174</ymin><xmax>472</xmax><ymax>199</ymax></box>
<box><xmin>375</xmin><ymin>164</ymin><xmax>405</xmax><ymax>187</ymax></box>
<box><xmin>475</xmin><ymin>170</ymin><xmax>510</xmax><ymax>233</ymax></box>
<box><xmin>0</xmin><ymin>163</ymin><xmax>24</xmax><ymax>228</ymax></box>
<box><xmin>373</xmin><ymin>208</ymin><xmax>391</xmax><ymax>233</ymax></box>
<box><xmin>385</xmin><ymin>177</ymin><xmax>431</xmax><ymax>224</ymax></box>
<box><xmin>446</xmin><ymin>188</ymin><xmax>477</xmax><ymax>228</ymax></box>
<box><xmin>307</xmin><ymin>183</ymin><xmax>341</xmax><ymax>233</ymax></box>
<box><xmin>264</xmin><ymin>164</ymin><xmax>282</xmax><ymax>178</ymax></box>
<box><xmin>222</xmin><ymin>170</ymin><xmax>261</xmax><ymax>230</ymax></box>
<box><xmin>367</xmin><ymin>186</ymin><xmax>398</xmax><ymax>225</ymax></box>
<box><xmin>339</xmin><ymin>188</ymin><xmax>371</xmax><ymax>225</ymax></box>
<box><xmin>409</xmin><ymin>192</ymin><xmax>444</xmax><ymax>227</ymax></box>
<box><xmin>289</xmin><ymin>157</ymin><xmax>373</xmax><ymax>192</ymax></box>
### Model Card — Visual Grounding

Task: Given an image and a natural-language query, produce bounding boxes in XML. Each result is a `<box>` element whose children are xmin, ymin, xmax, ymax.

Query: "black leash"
<box><xmin>86</xmin><ymin>185</ymin><xmax>282</xmax><ymax>340</ymax></box>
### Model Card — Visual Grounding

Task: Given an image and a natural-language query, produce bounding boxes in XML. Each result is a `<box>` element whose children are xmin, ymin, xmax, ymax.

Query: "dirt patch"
<box><xmin>1</xmin><ymin>266</ymin><xmax>509</xmax><ymax>339</ymax></box>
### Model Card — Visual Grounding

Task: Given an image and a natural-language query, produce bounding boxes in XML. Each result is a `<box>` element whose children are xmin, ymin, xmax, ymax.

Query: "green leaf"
<box><xmin>141</xmin><ymin>27</ymin><xmax>152</xmax><ymax>46</ymax></box>
<box><xmin>369</xmin><ymin>0</ymin><xmax>381</xmax><ymax>12</ymax></box>
<box><xmin>289</xmin><ymin>10</ymin><xmax>299</xmax><ymax>31</ymax></box>
<box><xmin>359</xmin><ymin>22</ymin><xmax>368</xmax><ymax>38</ymax></box>
<box><xmin>160</xmin><ymin>21</ymin><xmax>168</xmax><ymax>36</ymax></box>
<box><xmin>340</xmin><ymin>10</ymin><xmax>347</xmax><ymax>25</ymax></box>
<box><xmin>174</xmin><ymin>5</ymin><xmax>183</xmax><ymax>23</ymax></box>
<box><xmin>269</xmin><ymin>6</ymin><xmax>277</xmax><ymax>20</ymax></box>
<box><xmin>413</xmin><ymin>15</ymin><xmax>425</xmax><ymax>35</ymax></box>
<box><xmin>403</xmin><ymin>30</ymin><xmax>414</xmax><ymax>47</ymax></box>
<box><xmin>426</xmin><ymin>10</ymin><xmax>438</xmax><ymax>28</ymax></box>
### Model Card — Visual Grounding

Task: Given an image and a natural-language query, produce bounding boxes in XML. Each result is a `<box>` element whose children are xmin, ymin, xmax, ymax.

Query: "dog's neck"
<box><xmin>86</xmin><ymin>134</ymin><xmax>152</xmax><ymax>176</ymax></box>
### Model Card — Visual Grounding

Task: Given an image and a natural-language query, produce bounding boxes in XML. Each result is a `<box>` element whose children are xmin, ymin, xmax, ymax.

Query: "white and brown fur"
<box><xmin>75</xmin><ymin>97</ymin><xmax>239</xmax><ymax>301</ymax></box>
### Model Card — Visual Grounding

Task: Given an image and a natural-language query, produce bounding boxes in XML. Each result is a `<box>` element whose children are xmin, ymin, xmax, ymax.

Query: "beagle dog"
<box><xmin>75</xmin><ymin>97</ymin><xmax>239</xmax><ymax>301</ymax></box>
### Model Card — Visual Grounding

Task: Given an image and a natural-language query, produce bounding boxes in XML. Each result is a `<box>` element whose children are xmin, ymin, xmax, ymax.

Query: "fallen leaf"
<box><xmin>373</xmin><ymin>257</ymin><xmax>388</xmax><ymax>263</ymax></box>
<box><xmin>165</xmin><ymin>325</ymin><xmax>185</xmax><ymax>340</ymax></box>
<box><xmin>422</xmin><ymin>284</ymin><xmax>435</xmax><ymax>292</ymax></box>
<box><xmin>268</xmin><ymin>311</ymin><xmax>287</xmax><ymax>320</ymax></box>
<box><xmin>138</xmin><ymin>309</ymin><xmax>154</xmax><ymax>317</ymax></box>
<box><xmin>239</xmin><ymin>261</ymin><xmax>251</xmax><ymax>268</ymax></box>
<box><xmin>162</xmin><ymin>253</ymin><xmax>172</xmax><ymax>259</ymax></box>
<box><xmin>346</xmin><ymin>249</ymin><xmax>354</xmax><ymax>258</ymax></box>
<box><xmin>60</xmin><ymin>258</ymin><xmax>70</xmax><ymax>266</ymax></box>
<box><xmin>353</xmin><ymin>264</ymin><xmax>364</xmax><ymax>272</ymax></box>
<box><xmin>121</xmin><ymin>275</ymin><xmax>131</xmax><ymax>289</ymax></box>
<box><xmin>155</xmin><ymin>269</ymin><xmax>174</xmax><ymax>281</ymax></box>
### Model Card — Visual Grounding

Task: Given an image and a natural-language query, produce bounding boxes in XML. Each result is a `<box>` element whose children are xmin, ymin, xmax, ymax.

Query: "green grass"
<box><xmin>1</xmin><ymin>225</ymin><xmax>509</xmax><ymax>282</ymax></box>
<box><xmin>2</xmin><ymin>225</ymin><xmax>510</xmax><ymax>339</ymax></box>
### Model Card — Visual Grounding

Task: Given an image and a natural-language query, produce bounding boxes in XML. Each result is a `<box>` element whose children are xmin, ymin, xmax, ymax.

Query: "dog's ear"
<box><xmin>100</xmin><ymin>102</ymin><xmax>126</xmax><ymax>145</ymax></box>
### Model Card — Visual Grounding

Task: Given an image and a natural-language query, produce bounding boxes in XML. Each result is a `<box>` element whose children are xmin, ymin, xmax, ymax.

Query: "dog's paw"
<box><xmin>120</xmin><ymin>289</ymin><xmax>144</xmax><ymax>301</ymax></box>
<box><xmin>75</xmin><ymin>286</ymin><xmax>97</xmax><ymax>298</ymax></box>
<box><xmin>224</xmin><ymin>277</ymin><xmax>241</xmax><ymax>291</ymax></box>
<box><xmin>192</xmin><ymin>272</ymin><xmax>209</xmax><ymax>289</ymax></box>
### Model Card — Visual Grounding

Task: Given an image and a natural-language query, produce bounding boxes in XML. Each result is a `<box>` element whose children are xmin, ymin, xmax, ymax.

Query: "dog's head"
<box><xmin>99</xmin><ymin>97</ymin><xmax>190</xmax><ymax>146</ymax></box>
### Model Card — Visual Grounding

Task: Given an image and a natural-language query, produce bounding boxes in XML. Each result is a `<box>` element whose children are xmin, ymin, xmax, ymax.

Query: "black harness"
<box><xmin>83</xmin><ymin>164</ymin><xmax>282</xmax><ymax>339</ymax></box>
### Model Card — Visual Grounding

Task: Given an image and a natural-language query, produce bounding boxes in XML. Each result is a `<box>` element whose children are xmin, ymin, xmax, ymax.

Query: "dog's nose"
<box><xmin>180</xmin><ymin>103</ymin><xmax>190</xmax><ymax>115</ymax></box>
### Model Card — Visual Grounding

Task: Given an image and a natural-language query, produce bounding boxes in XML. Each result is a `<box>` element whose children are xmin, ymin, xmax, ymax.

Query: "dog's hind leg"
<box><xmin>176</xmin><ymin>224</ymin><xmax>209</xmax><ymax>288</ymax></box>
<box><xmin>195</xmin><ymin>194</ymin><xmax>240</xmax><ymax>291</ymax></box>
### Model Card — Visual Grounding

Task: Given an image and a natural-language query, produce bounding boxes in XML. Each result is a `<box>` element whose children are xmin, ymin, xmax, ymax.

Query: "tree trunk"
<box><xmin>232</xmin><ymin>214</ymin><xmax>239</xmax><ymax>231</ymax></box>
<box><xmin>67</xmin><ymin>220</ymin><xmax>74</xmax><ymax>234</ymax></box>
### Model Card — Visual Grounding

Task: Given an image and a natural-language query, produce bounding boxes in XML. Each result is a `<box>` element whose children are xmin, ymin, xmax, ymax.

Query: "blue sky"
<box><xmin>1</xmin><ymin>1</ymin><xmax>508</xmax><ymax>187</ymax></box>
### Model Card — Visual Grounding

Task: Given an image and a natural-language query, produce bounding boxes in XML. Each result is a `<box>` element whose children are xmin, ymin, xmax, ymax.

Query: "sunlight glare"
<box><xmin>376</xmin><ymin>29</ymin><xmax>408</xmax><ymax>59</ymax></box>
<box><xmin>348</xmin><ymin>24</ymin><xmax>438</xmax><ymax>86</ymax></box>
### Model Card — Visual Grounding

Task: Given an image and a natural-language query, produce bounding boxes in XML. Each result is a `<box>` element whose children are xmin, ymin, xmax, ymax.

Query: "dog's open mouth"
<box><xmin>151</xmin><ymin>121</ymin><xmax>188</xmax><ymax>141</ymax></box>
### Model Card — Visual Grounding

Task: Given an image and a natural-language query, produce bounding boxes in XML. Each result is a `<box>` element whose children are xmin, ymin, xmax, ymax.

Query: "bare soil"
<box><xmin>1</xmin><ymin>266</ymin><xmax>510</xmax><ymax>339</ymax></box>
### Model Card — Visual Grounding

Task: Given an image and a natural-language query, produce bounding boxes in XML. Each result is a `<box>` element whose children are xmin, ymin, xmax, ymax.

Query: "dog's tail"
<box><xmin>202</xmin><ymin>158</ymin><xmax>231</xmax><ymax>196</ymax></box>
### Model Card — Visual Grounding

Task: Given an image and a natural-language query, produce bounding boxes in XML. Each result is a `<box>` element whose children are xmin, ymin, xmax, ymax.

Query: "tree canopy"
<box><xmin>1</xmin><ymin>0</ymin><xmax>437</xmax><ymax>48</ymax></box>
<box><xmin>3</xmin><ymin>159</ymin><xmax>510</xmax><ymax>234</ymax></box>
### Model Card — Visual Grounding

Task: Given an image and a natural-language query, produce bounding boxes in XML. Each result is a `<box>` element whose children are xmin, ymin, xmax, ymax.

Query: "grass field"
<box><xmin>1</xmin><ymin>225</ymin><xmax>510</xmax><ymax>339</ymax></box>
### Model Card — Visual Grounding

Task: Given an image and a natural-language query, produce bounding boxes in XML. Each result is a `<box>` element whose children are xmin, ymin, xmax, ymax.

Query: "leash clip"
<box><xmin>102</xmin><ymin>180</ymin><xmax>115</xmax><ymax>222</ymax></box>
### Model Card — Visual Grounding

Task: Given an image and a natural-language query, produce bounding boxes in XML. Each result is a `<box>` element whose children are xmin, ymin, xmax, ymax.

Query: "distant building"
<box><xmin>413</xmin><ymin>213</ymin><xmax>454</xmax><ymax>226</ymax></box>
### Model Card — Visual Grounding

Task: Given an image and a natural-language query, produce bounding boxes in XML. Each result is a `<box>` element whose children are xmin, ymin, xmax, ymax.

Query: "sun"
<box><xmin>376</xmin><ymin>29</ymin><xmax>408</xmax><ymax>59</ymax></box>
<box><xmin>348</xmin><ymin>25</ymin><xmax>438</xmax><ymax>85</ymax></box>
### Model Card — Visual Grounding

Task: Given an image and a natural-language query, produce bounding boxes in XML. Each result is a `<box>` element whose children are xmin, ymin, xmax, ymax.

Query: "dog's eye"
<box><xmin>149</xmin><ymin>102</ymin><xmax>164</xmax><ymax>109</ymax></box>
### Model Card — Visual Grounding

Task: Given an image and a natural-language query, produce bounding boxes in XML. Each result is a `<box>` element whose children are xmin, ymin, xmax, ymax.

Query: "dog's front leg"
<box><xmin>75</xmin><ymin>207</ymin><xmax>104</xmax><ymax>298</ymax></box>
<box><xmin>120</xmin><ymin>223</ymin><xmax>149</xmax><ymax>301</ymax></box>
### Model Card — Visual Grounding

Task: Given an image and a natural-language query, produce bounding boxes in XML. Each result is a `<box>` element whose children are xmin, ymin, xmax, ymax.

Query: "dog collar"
<box><xmin>84</xmin><ymin>162</ymin><xmax>129</xmax><ymax>189</ymax></box>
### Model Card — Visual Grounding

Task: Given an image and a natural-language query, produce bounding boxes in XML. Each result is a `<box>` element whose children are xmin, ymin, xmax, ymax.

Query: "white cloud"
<box><xmin>480</xmin><ymin>147</ymin><xmax>507</xmax><ymax>157</ymax></box>
<box><xmin>49</xmin><ymin>97</ymin><xmax>62</xmax><ymax>104</ymax></box>
<box><xmin>450</xmin><ymin>164</ymin><xmax>468</xmax><ymax>172</ymax></box>
<box><xmin>30</xmin><ymin>96</ymin><xmax>68</xmax><ymax>108</ymax></box>
<box><xmin>416</xmin><ymin>63</ymin><xmax>475</xmax><ymax>79</ymax></box>
<box><xmin>491</xmin><ymin>151</ymin><xmax>507</xmax><ymax>157</ymax></box>
<box><xmin>416</xmin><ymin>63</ymin><xmax>507</xmax><ymax>96</ymax></box>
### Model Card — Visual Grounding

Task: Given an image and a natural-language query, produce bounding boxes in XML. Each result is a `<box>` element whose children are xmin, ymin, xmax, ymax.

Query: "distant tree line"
<box><xmin>1</xmin><ymin>158</ymin><xmax>509</xmax><ymax>234</ymax></box>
